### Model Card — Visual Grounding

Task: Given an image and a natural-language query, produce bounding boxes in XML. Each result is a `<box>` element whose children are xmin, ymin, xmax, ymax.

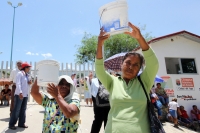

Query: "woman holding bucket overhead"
<box><xmin>31</xmin><ymin>75</ymin><xmax>80</xmax><ymax>132</ymax></box>
<box><xmin>95</xmin><ymin>22</ymin><xmax>159</xmax><ymax>133</ymax></box>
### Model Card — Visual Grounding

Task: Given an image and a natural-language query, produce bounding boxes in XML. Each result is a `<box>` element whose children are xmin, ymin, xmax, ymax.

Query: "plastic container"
<box><xmin>36</xmin><ymin>60</ymin><xmax>60</xmax><ymax>87</ymax></box>
<box><xmin>99</xmin><ymin>0</ymin><xmax>129</xmax><ymax>35</ymax></box>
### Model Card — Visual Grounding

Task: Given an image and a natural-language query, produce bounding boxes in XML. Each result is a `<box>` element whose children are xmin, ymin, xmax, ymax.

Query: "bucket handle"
<box><xmin>99</xmin><ymin>8</ymin><xmax>107</xmax><ymax>29</ymax></box>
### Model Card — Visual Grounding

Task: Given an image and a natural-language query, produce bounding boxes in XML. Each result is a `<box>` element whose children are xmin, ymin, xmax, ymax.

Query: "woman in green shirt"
<box><xmin>95</xmin><ymin>22</ymin><xmax>159</xmax><ymax>133</ymax></box>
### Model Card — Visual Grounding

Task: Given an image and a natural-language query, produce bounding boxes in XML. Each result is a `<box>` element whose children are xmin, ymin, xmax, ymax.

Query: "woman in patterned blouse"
<box><xmin>31</xmin><ymin>75</ymin><xmax>80</xmax><ymax>133</ymax></box>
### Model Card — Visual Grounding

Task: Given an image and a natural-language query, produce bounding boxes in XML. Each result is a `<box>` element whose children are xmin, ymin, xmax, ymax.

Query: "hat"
<box><xmin>21</xmin><ymin>62</ymin><xmax>31</xmax><ymax>69</ymax></box>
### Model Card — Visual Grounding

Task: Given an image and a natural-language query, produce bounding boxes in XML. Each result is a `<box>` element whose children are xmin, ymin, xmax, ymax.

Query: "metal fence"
<box><xmin>0</xmin><ymin>61</ymin><xmax>95</xmax><ymax>102</ymax></box>
<box><xmin>0</xmin><ymin>61</ymin><xmax>95</xmax><ymax>79</ymax></box>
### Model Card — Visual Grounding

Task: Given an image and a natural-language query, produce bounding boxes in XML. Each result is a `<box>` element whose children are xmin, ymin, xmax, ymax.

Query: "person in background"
<box><xmin>9</xmin><ymin>63</ymin><xmax>32</xmax><ymax>130</ymax></box>
<box><xmin>9</xmin><ymin>60</ymin><xmax>22</xmax><ymax>114</ymax></box>
<box><xmin>95</xmin><ymin>22</ymin><xmax>159</xmax><ymax>132</ymax></box>
<box><xmin>90</xmin><ymin>78</ymin><xmax>110</xmax><ymax>133</ymax></box>
<box><xmin>84</xmin><ymin>76</ymin><xmax>92</xmax><ymax>107</ymax></box>
<box><xmin>150</xmin><ymin>89</ymin><xmax>162</xmax><ymax>120</ymax></box>
<box><xmin>31</xmin><ymin>75</ymin><xmax>80</xmax><ymax>132</ymax></box>
<box><xmin>168</xmin><ymin>98</ymin><xmax>180</xmax><ymax>128</ymax></box>
<box><xmin>151</xmin><ymin>84</ymin><xmax>156</xmax><ymax>93</ymax></box>
<box><xmin>71</xmin><ymin>73</ymin><xmax>77</xmax><ymax>87</ymax></box>
<box><xmin>0</xmin><ymin>84</ymin><xmax>11</xmax><ymax>106</ymax></box>
<box><xmin>86</xmin><ymin>72</ymin><xmax>93</xmax><ymax>106</ymax></box>
<box><xmin>155</xmin><ymin>83</ymin><xmax>169</xmax><ymax>106</ymax></box>
<box><xmin>191</xmin><ymin>105</ymin><xmax>200</xmax><ymax>122</ymax></box>
<box><xmin>166</xmin><ymin>112</ymin><xmax>173</xmax><ymax>123</ymax></box>
<box><xmin>179</xmin><ymin>105</ymin><xmax>196</xmax><ymax>131</ymax></box>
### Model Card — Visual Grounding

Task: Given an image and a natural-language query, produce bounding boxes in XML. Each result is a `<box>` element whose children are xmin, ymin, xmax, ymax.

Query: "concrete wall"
<box><xmin>136</xmin><ymin>35</ymin><xmax>200</xmax><ymax>117</ymax></box>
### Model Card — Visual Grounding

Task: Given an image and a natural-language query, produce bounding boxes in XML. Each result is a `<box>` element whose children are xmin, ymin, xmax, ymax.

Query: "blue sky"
<box><xmin>1</xmin><ymin>0</ymin><xmax>200</xmax><ymax>67</ymax></box>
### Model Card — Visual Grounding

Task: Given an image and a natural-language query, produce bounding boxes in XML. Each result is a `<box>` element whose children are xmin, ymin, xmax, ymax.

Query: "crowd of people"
<box><xmin>1</xmin><ymin>22</ymin><xmax>200</xmax><ymax>132</ymax></box>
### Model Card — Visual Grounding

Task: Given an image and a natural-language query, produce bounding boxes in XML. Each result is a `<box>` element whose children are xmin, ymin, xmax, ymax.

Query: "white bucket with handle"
<box><xmin>99</xmin><ymin>0</ymin><xmax>129</xmax><ymax>35</ymax></box>
<box><xmin>36</xmin><ymin>60</ymin><xmax>60</xmax><ymax>87</ymax></box>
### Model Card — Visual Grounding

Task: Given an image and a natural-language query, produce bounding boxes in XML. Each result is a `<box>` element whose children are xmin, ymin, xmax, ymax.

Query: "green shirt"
<box><xmin>95</xmin><ymin>48</ymin><xmax>159</xmax><ymax>133</ymax></box>
<box><xmin>155</xmin><ymin>87</ymin><xmax>166</xmax><ymax>96</ymax></box>
<box><xmin>41</xmin><ymin>95</ymin><xmax>80</xmax><ymax>133</ymax></box>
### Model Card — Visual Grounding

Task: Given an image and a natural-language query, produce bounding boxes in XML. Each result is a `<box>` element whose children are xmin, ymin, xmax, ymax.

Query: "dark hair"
<box><xmin>156</xmin><ymin>83</ymin><xmax>161</xmax><ymax>86</ymax></box>
<box><xmin>122</xmin><ymin>52</ymin><xmax>144</xmax><ymax>69</ymax></box>
<box><xmin>5</xmin><ymin>84</ymin><xmax>9</xmax><ymax>87</ymax></box>
<box><xmin>116</xmin><ymin>74</ymin><xmax>121</xmax><ymax>77</ymax></box>
<box><xmin>21</xmin><ymin>66</ymin><xmax>30</xmax><ymax>71</ymax></box>
<box><xmin>193</xmin><ymin>105</ymin><xmax>197</xmax><ymax>108</ymax></box>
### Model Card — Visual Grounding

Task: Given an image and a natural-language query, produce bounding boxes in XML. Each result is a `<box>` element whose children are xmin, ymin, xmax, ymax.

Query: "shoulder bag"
<box><xmin>95</xmin><ymin>82</ymin><xmax>110</xmax><ymax>107</ymax></box>
<box><xmin>138</xmin><ymin>76</ymin><xmax>165</xmax><ymax>133</ymax></box>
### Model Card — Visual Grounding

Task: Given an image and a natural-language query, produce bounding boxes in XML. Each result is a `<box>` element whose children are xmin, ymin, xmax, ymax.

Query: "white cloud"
<box><xmin>71</xmin><ymin>28</ymin><xmax>84</xmax><ymax>35</ymax></box>
<box><xmin>26</xmin><ymin>51</ymin><xmax>39</xmax><ymax>56</ymax></box>
<box><xmin>26</xmin><ymin>52</ymin><xmax>32</xmax><ymax>55</ymax></box>
<box><xmin>41</xmin><ymin>53</ymin><xmax>52</xmax><ymax>59</ymax></box>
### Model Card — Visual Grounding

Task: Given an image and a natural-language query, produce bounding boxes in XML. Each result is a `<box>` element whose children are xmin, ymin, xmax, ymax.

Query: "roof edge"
<box><xmin>133</xmin><ymin>30</ymin><xmax>200</xmax><ymax>51</ymax></box>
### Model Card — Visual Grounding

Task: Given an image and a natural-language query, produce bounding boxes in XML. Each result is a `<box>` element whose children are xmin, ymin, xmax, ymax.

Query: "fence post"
<box><xmin>0</xmin><ymin>61</ymin><xmax>4</xmax><ymax>78</ymax></box>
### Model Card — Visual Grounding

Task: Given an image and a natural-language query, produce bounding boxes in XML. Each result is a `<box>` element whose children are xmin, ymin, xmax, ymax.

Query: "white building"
<box><xmin>134</xmin><ymin>30</ymin><xmax>200</xmax><ymax>117</ymax></box>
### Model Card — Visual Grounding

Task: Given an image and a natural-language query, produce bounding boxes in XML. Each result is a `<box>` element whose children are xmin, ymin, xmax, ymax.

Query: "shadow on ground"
<box><xmin>0</xmin><ymin>118</ymin><xmax>10</xmax><ymax>122</ymax></box>
<box><xmin>0</xmin><ymin>106</ymin><xmax>9</xmax><ymax>108</ymax></box>
<box><xmin>4</xmin><ymin>127</ymin><xmax>26</xmax><ymax>133</ymax></box>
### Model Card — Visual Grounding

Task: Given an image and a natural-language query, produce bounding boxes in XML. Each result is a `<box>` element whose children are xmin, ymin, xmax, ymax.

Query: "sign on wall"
<box><xmin>176</xmin><ymin>78</ymin><xmax>195</xmax><ymax>91</ymax></box>
<box><xmin>160</xmin><ymin>76</ymin><xmax>174</xmax><ymax>97</ymax></box>
<box><xmin>177</xmin><ymin>95</ymin><xmax>197</xmax><ymax>101</ymax></box>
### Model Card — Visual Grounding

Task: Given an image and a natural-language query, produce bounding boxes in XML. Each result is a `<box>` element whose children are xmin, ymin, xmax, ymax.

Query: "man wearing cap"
<box><xmin>9</xmin><ymin>61</ymin><xmax>22</xmax><ymax>114</ymax></box>
<box><xmin>9</xmin><ymin>62</ymin><xmax>32</xmax><ymax>130</ymax></box>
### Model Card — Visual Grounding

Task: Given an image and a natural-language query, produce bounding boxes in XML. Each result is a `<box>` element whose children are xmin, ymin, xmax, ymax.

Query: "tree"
<box><xmin>75</xmin><ymin>25</ymin><xmax>154</xmax><ymax>64</ymax></box>
<box><xmin>104</xmin><ymin>34</ymin><xmax>138</xmax><ymax>59</ymax></box>
<box><xmin>75</xmin><ymin>32</ymin><xmax>98</xmax><ymax>64</ymax></box>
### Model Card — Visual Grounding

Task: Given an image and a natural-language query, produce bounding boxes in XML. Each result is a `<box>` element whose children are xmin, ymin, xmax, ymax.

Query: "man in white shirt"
<box><xmin>9</xmin><ymin>62</ymin><xmax>32</xmax><ymax>130</ymax></box>
<box><xmin>9</xmin><ymin>61</ymin><xmax>22</xmax><ymax>113</ymax></box>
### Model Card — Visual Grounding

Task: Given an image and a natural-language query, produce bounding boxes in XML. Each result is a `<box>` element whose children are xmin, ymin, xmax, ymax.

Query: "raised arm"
<box><xmin>30</xmin><ymin>79</ymin><xmax>43</xmax><ymax>105</ymax></box>
<box><xmin>95</xmin><ymin>28</ymin><xmax>113</xmax><ymax>91</ymax></box>
<box><xmin>125</xmin><ymin>22</ymin><xmax>149</xmax><ymax>51</ymax></box>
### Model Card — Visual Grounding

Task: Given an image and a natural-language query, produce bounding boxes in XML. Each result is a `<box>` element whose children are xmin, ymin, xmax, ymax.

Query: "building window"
<box><xmin>165</xmin><ymin>58</ymin><xmax>197</xmax><ymax>74</ymax></box>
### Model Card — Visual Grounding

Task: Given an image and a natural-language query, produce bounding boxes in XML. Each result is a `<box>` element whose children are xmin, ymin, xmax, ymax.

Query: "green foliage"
<box><xmin>104</xmin><ymin>34</ymin><xmax>138</xmax><ymax>59</ymax></box>
<box><xmin>75</xmin><ymin>32</ymin><xmax>98</xmax><ymax>64</ymax></box>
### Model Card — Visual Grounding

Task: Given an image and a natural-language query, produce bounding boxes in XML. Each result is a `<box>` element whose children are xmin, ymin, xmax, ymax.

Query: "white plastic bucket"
<box><xmin>99</xmin><ymin>0</ymin><xmax>129</xmax><ymax>35</ymax></box>
<box><xmin>36</xmin><ymin>60</ymin><xmax>60</xmax><ymax>87</ymax></box>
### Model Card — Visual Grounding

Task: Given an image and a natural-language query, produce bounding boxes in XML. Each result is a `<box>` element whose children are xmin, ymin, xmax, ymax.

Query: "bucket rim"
<box><xmin>99</xmin><ymin>0</ymin><xmax>128</xmax><ymax>14</ymax></box>
<box><xmin>36</xmin><ymin>60</ymin><xmax>60</xmax><ymax>67</ymax></box>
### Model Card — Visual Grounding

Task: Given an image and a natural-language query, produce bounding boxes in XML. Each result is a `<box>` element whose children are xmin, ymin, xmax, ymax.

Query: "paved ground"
<box><xmin>0</xmin><ymin>100</ymin><xmax>199</xmax><ymax>133</ymax></box>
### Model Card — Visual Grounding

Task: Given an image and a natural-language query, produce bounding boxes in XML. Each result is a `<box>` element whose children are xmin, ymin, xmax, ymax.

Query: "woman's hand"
<box><xmin>47</xmin><ymin>83</ymin><xmax>60</xmax><ymax>98</ymax></box>
<box><xmin>98</xmin><ymin>28</ymin><xmax>110</xmax><ymax>47</ymax></box>
<box><xmin>124</xmin><ymin>22</ymin><xmax>143</xmax><ymax>40</ymax></box>
<box><xmin>125</xmin><ymin>22</ymin><xmax>149</xmax><ymax>51</ymax></box>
